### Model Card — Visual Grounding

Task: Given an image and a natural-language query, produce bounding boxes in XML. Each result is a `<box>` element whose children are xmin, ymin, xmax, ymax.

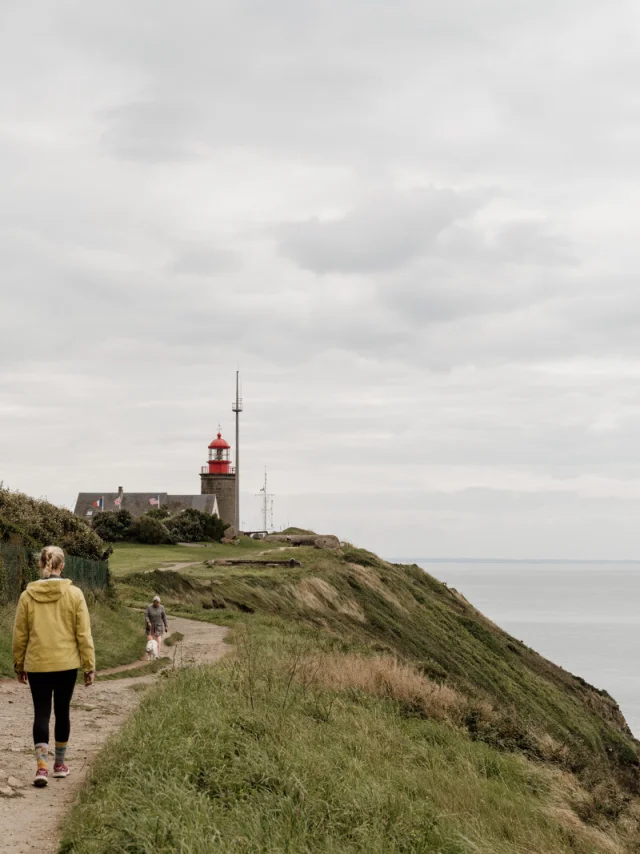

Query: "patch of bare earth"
<box><xmin>0</xmin><ymin>615</ymin><xmax>228</xmax><ymax>854</ymax></box>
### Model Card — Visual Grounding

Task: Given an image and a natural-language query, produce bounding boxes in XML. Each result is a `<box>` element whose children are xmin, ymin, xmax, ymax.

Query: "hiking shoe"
<box><xmin>53</xmin><ymin>763</ymin><xmax>69</xmax><ymax>778</ymax></box>
<box><xmin>33</xmin><ymin>768</ymin><xmax>48</xmax><ymax>787</ymax></box>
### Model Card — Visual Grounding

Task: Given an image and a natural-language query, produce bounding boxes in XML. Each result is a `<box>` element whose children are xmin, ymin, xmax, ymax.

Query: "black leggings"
<box><xmin>27</xmin><ymin>669</ymin><xmax>77</xmax><ymax>745</ymax></box>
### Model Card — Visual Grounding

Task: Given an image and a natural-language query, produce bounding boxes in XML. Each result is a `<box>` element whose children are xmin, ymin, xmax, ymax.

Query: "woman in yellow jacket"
<box><xmin>12</xmin><ymin>545</ymin><xmax>95</xmax><ymax>788</ymax></box>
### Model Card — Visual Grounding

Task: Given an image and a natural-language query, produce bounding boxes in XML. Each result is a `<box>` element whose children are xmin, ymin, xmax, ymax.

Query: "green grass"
<box><xmin>108</xmin><ymin>538</ymin><xmax>281</xmax><ymax>576</ymax></box>
<box><xmin>96</xmin><ymin>657</ymin><xmax>170</xmax><ymax>681</ymax></box>
<box><xmin>116</xmin><ymin>547</ymin><xmax>640</xmax><ymax>802</ymax></box>
<box><xmin>163</xmin><ymin>631</ymin><xmax>184</xmax><ymax>647</ymax></box>
<box><xmin>0</xmin><ymin>598</ymin><xmax>146</xmax><ymax>677</ymax></box>
<box><xmin>60</xmin><ymin>626</ymin><xmax>629</xmax><ymax>854</ymax></box>
<box><xmin>58</xmin><ymin>541</ymin><xmax>640</xmax><ymax>851</ymax></box>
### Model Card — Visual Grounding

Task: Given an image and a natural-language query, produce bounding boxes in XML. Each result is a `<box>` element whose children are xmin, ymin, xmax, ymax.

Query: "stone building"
<box><xmin>74</xmin><ymin>430</ymin><xmax>237</xmax><ymax>526</ymax></box>
<box><xmin>74</xmin><ymin>490</ymin><xmax>220</xmax><ymax>520</ymax></box>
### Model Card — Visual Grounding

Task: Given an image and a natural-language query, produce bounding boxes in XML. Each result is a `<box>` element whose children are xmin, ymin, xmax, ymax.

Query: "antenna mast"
<box><xmin>232</xmin><ymin>370</ymin><xmax>243</xmax><ymax>530</ymax></box>
<box><xmin>256</xmin><ymin>468</ymin><xmax>275</xmax><ymax>532</ymax></box>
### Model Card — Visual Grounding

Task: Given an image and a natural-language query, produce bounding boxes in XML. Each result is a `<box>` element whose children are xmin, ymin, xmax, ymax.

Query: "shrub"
<box><xmin>135</xmin><ymin>515</ymin><xmax>176</xmax><ymax>545</ymax></box>
<box><xmin>202</xmin><ymin>513</ymin><xmax>227</xmax><ymax>542</ymax></box>
<box><xmin>165</xmin><ymin>509</ymin><xmax>227</xmax><ymax>543</ymax></box>
<box><xmin>92</xmin><ymin>510</ymin><xmax>133</xmax><ymax>542</ymax></box>
<box><xmin>0</xmin><ymin>486</ymin><xmax>109</xmax><ymax>560</ymax></box>
<box><xmin>0</xmin><ymin>553</ymin><xmax>7</xmax><ymax>605</ymax></box>
<box><xmin>114</xmin><ymin>509</ymin><xmax>226</xmax><ymax>545</ymax></box>
<box><xmin>164</xmin><ymin>508</ymin><xmax>205</xmax><ymax>542</ymax></box>
<box><xmin>145</xmin><ymin>506</ymin><xmax>171</xmax><ymax>520</ymax></box>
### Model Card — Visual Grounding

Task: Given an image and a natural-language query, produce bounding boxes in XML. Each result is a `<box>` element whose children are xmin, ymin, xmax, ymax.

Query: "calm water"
<box><xmin>412</xmin><ymin>561</ymin><xmax>640</xmax><ymax>737</ymax></box>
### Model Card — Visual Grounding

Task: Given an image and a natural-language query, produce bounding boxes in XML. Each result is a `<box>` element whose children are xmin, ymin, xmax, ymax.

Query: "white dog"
<box><xmin>146</xmin><ymin>638</ymin><xmax>159</xmax><ymax>660</ymax></box>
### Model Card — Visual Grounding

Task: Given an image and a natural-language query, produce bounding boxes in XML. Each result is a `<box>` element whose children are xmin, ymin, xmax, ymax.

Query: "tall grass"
<box><xmin>305</xmin><ymin>651</ymin><xmax>471</xmax><ymax>724</ymax></box>
<box><xmin>60</xmin><ymin>625</ymin><xmax>633</xmax><ymax>854</ymax></box>
<box><xmin>118</xmin><ymin>550</ymin><xmax>640</xmax><ymax>803</ymax></box>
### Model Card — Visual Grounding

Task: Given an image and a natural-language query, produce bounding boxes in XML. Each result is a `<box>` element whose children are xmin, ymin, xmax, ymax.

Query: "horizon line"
<box><xmin>388</xmin><ymin>557</ymin><xmax>640</xmax><ymax>565</ymax></box>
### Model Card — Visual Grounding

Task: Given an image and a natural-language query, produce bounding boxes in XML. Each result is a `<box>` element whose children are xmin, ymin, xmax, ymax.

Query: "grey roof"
<box><xmin>74</xmin><ymin>493</ymin><xmax>219</xmax><ymax>519</ymax></box>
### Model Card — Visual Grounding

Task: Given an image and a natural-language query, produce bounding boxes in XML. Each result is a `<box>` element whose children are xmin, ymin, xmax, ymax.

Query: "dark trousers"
<box><xmin>27</xmin><ymin>669</ymin><xmax>77</xmax><ymax>746</ymax></box>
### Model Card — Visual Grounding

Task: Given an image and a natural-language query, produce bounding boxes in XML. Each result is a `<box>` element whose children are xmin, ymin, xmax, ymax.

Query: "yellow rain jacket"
<box><xmin>12</xmin><ymin>578</ymin><xmax>95</xmax><ymax>674</ymax></box>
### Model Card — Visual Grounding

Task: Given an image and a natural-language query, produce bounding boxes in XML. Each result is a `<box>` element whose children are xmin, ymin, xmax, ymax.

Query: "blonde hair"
<box><xmin>39</xmin><ymin>546</ymin><xmax>65</xmax><ymax>578</ymax></box>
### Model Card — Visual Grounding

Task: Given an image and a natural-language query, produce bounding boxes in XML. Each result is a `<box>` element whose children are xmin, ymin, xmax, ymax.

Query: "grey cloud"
<box><xmin>101</xmin><ymin>101</ymin><xmax>199</xmax><ymax>163</ymax></box>
<box><xmin>437</xmin><ymin>220</ymin><xmax>577</xmax><ymax>268</ymax></box>
<box><xmin>6</xmin><ymin>1</ymin><xmax>640</xmax><ymax>556</ymax></box>
<box><xmin>377</xmin><ymin>260</ymin><xmax>550</xmax><ymax>326</ymax></box>
<box><xmin>169</xmin><ymin>245</ymin><xmax>237</xmax><ymax>276</ymax></box>
<box><xmin>275</xmin><ymin>188</ymin><xmax>489</xmax><ymax>274</ymax></box>
<box><xmin>495</xmin><ymin>221</ymin><xmax>577</xmax><ymax>266</ymax></box>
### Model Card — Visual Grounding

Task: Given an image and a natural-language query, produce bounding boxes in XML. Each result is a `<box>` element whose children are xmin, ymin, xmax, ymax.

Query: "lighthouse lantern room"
<box><xmin>207</xmin><ymin>432</ymin><xmax>232</xmax><ymax>475</ymax></box>
<box><xmin>201</xmin><ymin>429</ymin><xmax>237</xmax><ymax>526</ymax></box>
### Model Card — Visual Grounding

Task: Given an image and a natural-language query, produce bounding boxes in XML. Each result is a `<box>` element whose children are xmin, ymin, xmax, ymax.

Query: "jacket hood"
<box><xmin>26</xmin><ymin>578</ymin><xmax>73</xmax><ymax>603</ymax></box>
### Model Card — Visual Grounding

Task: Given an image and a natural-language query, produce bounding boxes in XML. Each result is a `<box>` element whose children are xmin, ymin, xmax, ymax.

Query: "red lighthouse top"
<box><xmin>206</xmin><ymin>432</ymin><xmax>232</xmax><ymax>474</ymax></box>
<box><xmin>208</xmin><ymin>433</ymin><xmax>230</xmax><ymax>451</ymax></box>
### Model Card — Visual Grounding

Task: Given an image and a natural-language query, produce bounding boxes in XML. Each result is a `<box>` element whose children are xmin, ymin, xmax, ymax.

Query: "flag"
<box><xmin>149</xmin><ymin>496</ymin><xmax>159</xmax><ymax>506</ymax></box>
<box><xmin>114</xmin><ymin>497</ymin><xmax>122</xmax><ymax>507</ymax></box>
<box><xmin>93</xmin><ymin>498</ymin><xmax>103</xmax><ymax>509</ymax></box>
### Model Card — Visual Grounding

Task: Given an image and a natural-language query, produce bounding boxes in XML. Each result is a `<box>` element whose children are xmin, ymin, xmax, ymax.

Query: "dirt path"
<box><xmin>0</xmin><ymin>615</ymin><xmax>228</xmax><ymax>854</ymax></box>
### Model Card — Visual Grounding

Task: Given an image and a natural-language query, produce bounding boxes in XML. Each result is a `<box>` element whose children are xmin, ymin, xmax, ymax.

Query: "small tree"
<box><xmin>0</xmin><ymin>486</ymin><xmax>108</xmax><ymax>561</ymax></box>
<box><xmin>92</xmin><ymin>510</ymin><xmax>133</xmax><ymax>543</ymax></box>
<box><xmin>203</xmin><ymin>513</ymin><xmax>227</xmax><ymax>542</ymax></box>
<box><xmin>165</xmin><ymin>509</ymin><xmax>204</xmax><ymax>542</ymax></box>
<box><xmin>165</xmin><ymin>509</ymin><xmax>227</xmax><ymax>543</ymax></box>
<box><xmin>136</xmin><ymin>515</ymin><xmax>176</xmax><ymax>545</ymax></box>
<box><xmin>145</xmin><ymin>506</ymin><xmax>171</xmax><ymax>520</ymax></box>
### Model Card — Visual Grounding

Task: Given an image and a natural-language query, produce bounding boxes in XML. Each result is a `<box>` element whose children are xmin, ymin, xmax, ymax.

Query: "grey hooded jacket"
<box><xmin>145</xmin><ymin>603</ymin><xmax>168</xmax><ymax>635</ymax></box>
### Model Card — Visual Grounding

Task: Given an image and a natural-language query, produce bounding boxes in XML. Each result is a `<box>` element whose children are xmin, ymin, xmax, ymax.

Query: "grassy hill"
<box><xmin>60</xmin><ymin>541</ymin><xmax>640</xmax><ymax>853</ymax></box>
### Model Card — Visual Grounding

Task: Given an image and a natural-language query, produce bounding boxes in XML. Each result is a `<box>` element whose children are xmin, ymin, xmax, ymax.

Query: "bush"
<box><xmin>0</xmin><ymin>486</ymin><xmax>109</xmax><ymax>560</ymax></box>
<box><xmin>165</xmin><ymin>509</ymin><xmax>227</xmax><ymax>543</ymax></box>
<box><xmin>92</xmin><ymin>510</ymin><xmax>133</xmax><ymax>543</ymax></box>
<box><xmin>145</xmin><ymin>507</ymin><xmax>171</xmax><ymax>520</ymax></box>
<box><xmin>134</xmin><ymin>515</ymin><xmax>176</xmax><ymax>545</ymax></box>
<box><xmin>87</xmin><ymin>506</ymin><xmax>227</xmax><ymax>547</ymax></box>
<box><xmin>164</xmin><ymin>508</ymin><xmax>205</xmax><ymax>542</ymax></box>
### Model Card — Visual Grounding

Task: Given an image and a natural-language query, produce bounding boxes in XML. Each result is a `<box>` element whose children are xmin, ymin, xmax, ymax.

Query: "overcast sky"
<box><xmin>3</xmin><ymin>2</ymin><xmax>640</xmax><ymax>558</ymax></box>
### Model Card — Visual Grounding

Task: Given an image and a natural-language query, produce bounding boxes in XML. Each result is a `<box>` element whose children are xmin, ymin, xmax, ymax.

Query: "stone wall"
<box><xmin>200</xmin><ymin>473</ymin><xmax>236</xmax><ymax>526</ymax></box>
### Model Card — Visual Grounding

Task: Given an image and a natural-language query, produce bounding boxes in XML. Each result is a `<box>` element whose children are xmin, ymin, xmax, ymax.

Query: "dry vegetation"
<box><xmin>303</xmin><ymin>651</ymin><xmax>469</xmax><ymax>724</ymax></box>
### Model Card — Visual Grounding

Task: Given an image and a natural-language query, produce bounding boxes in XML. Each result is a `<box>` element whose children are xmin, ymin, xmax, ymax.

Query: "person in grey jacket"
<box><xmin>145</xmin><ymin>595</ymin><xmax>169</xmax><ymax>655</ymax></box>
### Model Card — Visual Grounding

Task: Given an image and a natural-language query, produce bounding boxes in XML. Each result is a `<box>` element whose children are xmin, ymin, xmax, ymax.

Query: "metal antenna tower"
<box><xmin>256</xmin><ymin>468</ymin><xmax>275</xmax><ymax>532</ymax></box>
<box><xmin>231</xmin><ymin>370</ymin><xmax>243</xmax><ymax>530</ymax></box>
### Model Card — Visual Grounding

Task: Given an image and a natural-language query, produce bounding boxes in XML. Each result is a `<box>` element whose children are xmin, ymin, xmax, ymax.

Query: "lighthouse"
<box><xmin>200</xmin><ymin>431</ymin><xmax>237</xmax><ymax>528</ymax></box>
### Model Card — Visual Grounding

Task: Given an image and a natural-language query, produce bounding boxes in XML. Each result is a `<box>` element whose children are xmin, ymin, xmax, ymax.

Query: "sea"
<box><xmin>401</xmin><ymin>560</ymin><xmax>640</xmax><ymax>737</ymax></box>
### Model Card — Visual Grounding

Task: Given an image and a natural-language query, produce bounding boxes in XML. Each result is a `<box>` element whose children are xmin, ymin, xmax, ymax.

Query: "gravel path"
<box><xmin>0</xmin><ymin>615</ymin><xmax>228</xmax><ymax>854</ymax></box>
